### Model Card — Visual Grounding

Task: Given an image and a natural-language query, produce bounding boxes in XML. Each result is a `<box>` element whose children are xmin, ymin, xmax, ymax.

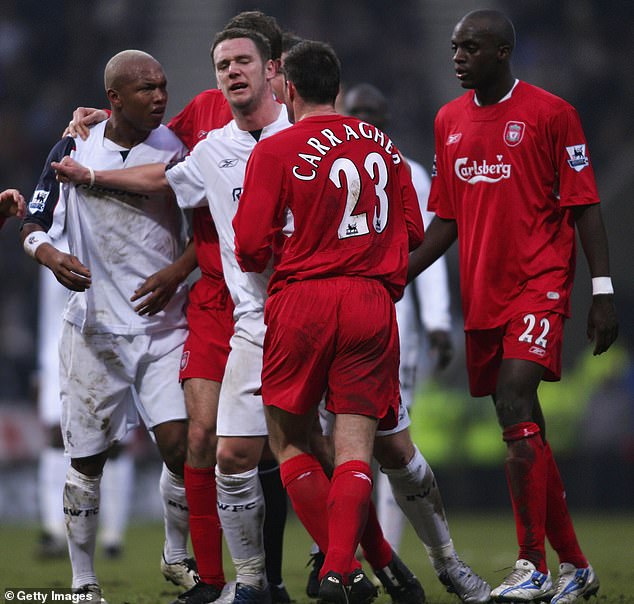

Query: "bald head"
<box><xmin>451</xmin><ymin>9</ymin><xmax>516</xmax><ymax>101</ymax></box>
<box><xmin>102</xmin><ymin>49</ymin><xmax>168</xmax><ymax>141</ymax></box>
<box><xmin>456</xmin><ymin>10</ymin><xmax>515</xmax><ymax>51</ymax></box>
<box><xmin>343</xmin><ymin>83</ymin><xmax>389</xmax><ymax>131</ymax></box>
<box><xmin>104</xmin><ymin>50</ymin><xmax>162</xmax><ymax>91</ymax></box>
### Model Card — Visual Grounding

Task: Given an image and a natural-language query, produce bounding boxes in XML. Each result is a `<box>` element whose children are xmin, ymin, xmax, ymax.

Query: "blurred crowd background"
<box><xmin>0</xmin><ymin>0</ymin><xmax>632</xmax><ymax>517</ymax></box>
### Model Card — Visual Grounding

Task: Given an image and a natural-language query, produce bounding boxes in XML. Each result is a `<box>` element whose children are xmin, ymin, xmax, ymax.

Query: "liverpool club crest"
<box><xmin>504</xmin><ymin>121</ymin><xmax>525</xmax><ymax>147</ymax></box>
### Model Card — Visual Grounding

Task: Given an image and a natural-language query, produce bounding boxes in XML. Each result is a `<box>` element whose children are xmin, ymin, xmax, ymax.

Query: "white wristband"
<box><xmin>592</xmin><ymin>276</ymin><xmax>614</xmax><ymax>295</ymax></box>
<box><xmin>23</xmin><ymin>230</ymin><xmax>53</xmax><ymax>259</ymax></box>
<box><xmin>87</xmin><ymin>166</ymin><xmax>96</xmax><ymax>187</ymax></box>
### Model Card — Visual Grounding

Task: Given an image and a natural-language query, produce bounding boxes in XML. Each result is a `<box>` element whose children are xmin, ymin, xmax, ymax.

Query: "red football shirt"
<box><xmin>234</xmin><ymin>113</ymin><xmax>424</xmax><ymax>302</ymax></box>
<box><xmin>428</xmin><ymin>81</ymin><xmax>600</xmax><ymax>329</ymax></box>
<box><xmin>167</xmin><ymin>90</ymin><xmax>233</xmax><ymax>308</ymax></box>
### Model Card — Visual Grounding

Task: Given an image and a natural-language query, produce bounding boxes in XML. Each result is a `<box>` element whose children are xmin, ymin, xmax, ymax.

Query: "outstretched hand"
<box><xmin>587</xmin><ymin>294</ymin><xmax>618</xmax><ymax>355</ymax></box>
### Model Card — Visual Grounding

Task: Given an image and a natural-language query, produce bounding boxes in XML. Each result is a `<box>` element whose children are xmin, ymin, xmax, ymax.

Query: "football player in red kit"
<box><xmin>408</xmin><ymin>9</ymin><xmax>617</xmax><ymax>603</ymax></box>
<box><xmin>234</xmin><ymin>40</ymin><xmax>424</xmax><ymax>604</ymax></box>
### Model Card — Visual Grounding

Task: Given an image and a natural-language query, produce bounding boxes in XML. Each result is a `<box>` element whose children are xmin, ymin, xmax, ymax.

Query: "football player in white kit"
<box><xmin>36</xmin><ymin>221</ymin><xmax>135</xmax><ymax>561</ymax></box>
<box><xmin>52</xmin><ymin>30</ymin><xmax>289</xmax><ymax>604</ymax></box>
<box><xmin>22</xmin><ymin>50</ymin><xmax>196</xmax><ymax>603</ymax></box>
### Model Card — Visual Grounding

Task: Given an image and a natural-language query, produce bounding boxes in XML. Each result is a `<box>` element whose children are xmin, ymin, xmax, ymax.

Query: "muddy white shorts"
<box><xmin>59</xmin><ymin>320</ymin><xmax>187</xmax><ymax>458</ymax></box>
<box><xmin>216</xmin><ymin>332</ymin><xmax>268</xmax><ymax>437</ymax></box>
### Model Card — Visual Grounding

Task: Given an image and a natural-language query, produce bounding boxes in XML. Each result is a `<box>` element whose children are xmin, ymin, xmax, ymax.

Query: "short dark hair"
<box><xmin>211</xmin><ymin>27</ymin><xmax>272</xmax><ymax>65</ymax></box>
<box><xmin>224</xmin><ymin>11</ymin><xmax>282</xmax><ymax>60</ymax></box>
<box><xmin>282</xmin><ymin>32</ymin><xmax>303</xmax><ymax>54</ymax></box>
<box><xmin>283</xmin><ymin>40</ymin><xmax>340</xmax><ymax>105</ymax></box>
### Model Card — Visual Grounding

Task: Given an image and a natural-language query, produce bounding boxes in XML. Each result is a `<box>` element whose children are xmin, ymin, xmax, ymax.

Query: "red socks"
<box><xmin>359</xmin><ymin>499</ymin><xmax>393</xmax><ymax>571</ymax></box>
<box><xmin>280</xmin><ymin>453</ymin><xmax>331</xmax><ymax>553</ymax></box>
<box><xmin>543</xmin><ymin>441</ymin><xmax>588</xmax><ymax>567</ymax></box>
<box><xmin>281</xmin><ymin>454</ymin><xmax>370</xmax><ymax>582</ymax></box>
<box><xmin>503</xmin><ymin>422</ymin><xmax>548</xmax><ymax>573</ymax></box>
<box><xmin>184</xmin><ymin>464</ymin><xmax>225</xmax><ymax>586</ymax></box>
<box><xmin>324</xmin><ymin>460</ymin><xmax>373</xmax><ymax>580</ymax></box>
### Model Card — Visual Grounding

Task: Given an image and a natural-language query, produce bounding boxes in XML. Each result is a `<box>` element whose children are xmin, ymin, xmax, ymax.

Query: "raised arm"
<box><xmin>407</xmin><ymin>215</ymin><xmax>457</xmax><ymax>283</ymax></box>
<box><xmin>572</xmin><ymin>203</ymin><xmax>618</xmax><ymax>354</ymax></box>
<box><xmin>51</xmin><ymin>156</ymin><xmax>171</xmax><ymax>195</ymax></box>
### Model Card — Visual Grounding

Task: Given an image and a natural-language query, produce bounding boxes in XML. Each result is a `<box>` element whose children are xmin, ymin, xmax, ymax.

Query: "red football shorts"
<box><xmin>179</xmin><ymin>296</ymin><xmax>234</xmax><ymax>383</ymax></box>
<box><xmin>465</xmin><ymin>310</ymin><xmax>564</xmax><ymax>397</ymax></box>
<box><xmin>262</xmin><ymin>277</ymin><xmax>400</xmax><ymax>423</ymax></box>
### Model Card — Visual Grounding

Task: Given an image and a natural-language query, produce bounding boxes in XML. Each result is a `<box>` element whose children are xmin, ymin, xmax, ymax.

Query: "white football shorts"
<box><xmin>216</xmin><ymin>332</ymin><xmax>268</xmax><ymax>437</ymax></box>
<box><xmin>59</xmin><ymin>320</ymin><xmax>187</xmax><ymax>457</ymax></box>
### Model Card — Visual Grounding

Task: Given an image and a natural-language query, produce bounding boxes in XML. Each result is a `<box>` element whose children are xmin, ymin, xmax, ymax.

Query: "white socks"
<box><xmin>64</xmin><ymin>466</ymin><xmax>101</xmax><ymax>589</ymax></box>
<box><xmin>216</xmin><ymin>466</ymin><xmax>267</xmax><ymax>589</ymax></box>
<box><xmin>381</xmin><ymin>445</ymin><xmax>456</xmax><ymax>571</ymax></box>
<box><xmin>160</xmin><ymin>464</ymin><xmax>190</xmax><ymax>563</ymax></box>
<box><xmin>40</xmin><ymin>446</ymin><xmax>134</xmax><ymax>551</ymax></box>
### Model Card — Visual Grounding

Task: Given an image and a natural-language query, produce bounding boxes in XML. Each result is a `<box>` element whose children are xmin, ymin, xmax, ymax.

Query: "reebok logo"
<box><xmin>219</xmin><ymin>158</ymin><xmax>239</xmax><ymax>168</ymax></box>
<box><xmin>529</xmin><ymin>346</ymin><xmax>546</xmax><ymax>358</ymax></box>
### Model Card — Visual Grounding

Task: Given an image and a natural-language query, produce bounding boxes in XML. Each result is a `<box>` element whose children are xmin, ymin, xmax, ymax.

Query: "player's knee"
<box><xmin>373</xmin><ymin>429</ymin><xmax>415</xmax><ymax>469</ymax></box>
<box><xmin>495</xmin><ymin>361</ymin><xmax>543</xmax><ymax>426</ymax></box>
<box><xmin>161</xmin><ymin>447</ymin><xmax>186</xmax><ymax>475</ymax></box>
<box><xmin>374</xmin><ymin>443</ymin><xmax>412</xmax><ymax>469</ymax></box>
<box><xmin>154</xmin><ymin>422</ymin><xmax>187</xmax><ymax>472</ymax></box>
<box><xmin>216</xmin><ymin>445</ymin><xmax>257</xmax><ymax>475</ymax></box>
<box><xmin>187</xmin><ymin>425</ymin><xmax>218</xmax><ymax>467</ymax></box>
<box><xmin>187</xmin><ymin>419</ymin><xmax>218</xmax><ymax>451</ymax></box>
<box><xmin>71</xmin><ymin>450</ymin><xmax>108</xmax><ymax>477</ymax></box>
<box><xmin>494</xmin><ymin>392</ymin><xmax>533</xmax><ymax>428</ymax></box>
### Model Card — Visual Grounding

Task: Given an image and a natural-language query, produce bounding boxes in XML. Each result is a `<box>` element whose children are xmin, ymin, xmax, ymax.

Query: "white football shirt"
<box><xmin>63</xmin><ymin>121</ymin><xmax>189</xmax><ymax>335</ymax></box>
<box><xmin>166</xmin><ymin>105</ymin><xmax>291</xmax><ymax>345</ymax></box>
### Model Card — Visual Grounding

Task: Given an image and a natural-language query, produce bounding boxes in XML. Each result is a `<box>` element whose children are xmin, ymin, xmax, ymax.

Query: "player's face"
<box><xmin>214</xmin><ymin>37</ymin><xmax>274</xmax><ymax>112</ymax></box>
<box><xmin>451</xmin><ymin>20</ymin><xmax>502</xmax><ymax>91</ymax></box>
<box><xmin>116</xmin><ymin>64</ymin><xmax>168</xmax><ymax>132</ymax></box>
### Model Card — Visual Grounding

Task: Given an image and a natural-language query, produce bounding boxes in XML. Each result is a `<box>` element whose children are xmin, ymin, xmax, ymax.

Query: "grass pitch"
<box><xmin>1</xmin><ymin>513</ymin><xmax>633</xmax><ymax>603</ymax></box>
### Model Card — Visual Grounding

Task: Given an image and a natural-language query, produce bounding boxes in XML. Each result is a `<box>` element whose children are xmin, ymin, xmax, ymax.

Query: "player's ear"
<box><xmin>497</xmin><ymin>43</ymin><xmax>512</xmax><ymax>61</ymax></box>
<box><xmin>265</xmin><ymin>59</ymin><xmax>276</xmax><ymax>81</ymax></box>
<box><xmin>286</xmin><ymin>80</ymin><xmax>296</xmax><ymax>103</ymax></box>
<box><xmin>107</xmin><ymin>88</ymin><xmax>121</xmax><ymax>109</ymax></box>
